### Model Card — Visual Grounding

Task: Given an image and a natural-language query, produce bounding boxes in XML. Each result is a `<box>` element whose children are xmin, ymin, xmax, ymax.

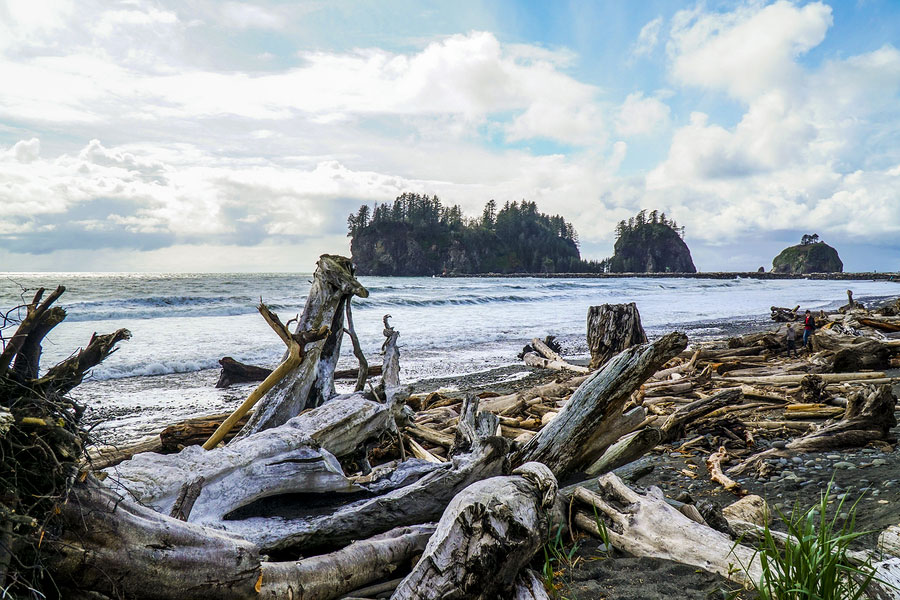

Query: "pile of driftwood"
<box><xmin>4</xmin><ymin>262</ymin><xmax>900</xmax><ymax>599</ymax></box>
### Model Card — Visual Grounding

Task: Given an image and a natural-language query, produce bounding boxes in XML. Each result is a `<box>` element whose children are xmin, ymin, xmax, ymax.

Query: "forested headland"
<box><xmin>347</xmin><ymin>193</ymin><xmax>604</xmax><ymax>275</ymax></box>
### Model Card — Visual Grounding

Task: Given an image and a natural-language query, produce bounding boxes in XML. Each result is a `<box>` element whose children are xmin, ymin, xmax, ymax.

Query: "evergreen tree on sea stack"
<box><xmin>603</xmin><ymin>209</ymin><xmax>697</xmax><ymax>273</ymax></box>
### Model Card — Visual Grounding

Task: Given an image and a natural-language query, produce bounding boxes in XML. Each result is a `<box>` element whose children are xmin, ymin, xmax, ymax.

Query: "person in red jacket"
<box><xmin>803</xmin><ymin>309</ymin><xmax>816</xmax><ymax>350</ymax></box>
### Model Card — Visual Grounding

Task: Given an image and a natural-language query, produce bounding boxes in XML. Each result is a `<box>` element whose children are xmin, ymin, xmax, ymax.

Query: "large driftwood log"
<box><xmin>573</xmin><ymin>474</ymin><xmax>761</xmax><ymax>586</ymax></box>
<box><xmin>391</xmin><ymin>462</ymin><xmax>558</xmax><ymax>600</ymax></box>
<box><xmin>107</xmin><ymin>395</ymin><xmax>392</xmax><ymax>521</ymax></box>
<box><xmin>49</xmin><ymin>479</ymin><xmax>261</xmax><ymax>600</ymax></box>
<box><xmin>234</xmin><ymin>255</ymin><xmax>368</xmax><ymax>440</ymax></box>
<box><xmin>215</xmin><ymin>357</ymin><xmax>381</xmax><ymax>388</ymax></box>
<box><xmin>217</xmin><ymin>397</ymin><xmax>511</xmax><ymax>555</ymax></box>
<box><xmin>259</xmin><ymin>524</ymin><xmax>436</xmax><ymax>600</ymax></box>
<box><xmin>513</xmin><ymin>332</ymin><xmax>687</xmax><ymax>477</ymax></box>
<box><xmin>730</xmin><ymin>384</ymin><xmax>897</xmax><ymax>475</ymax></box>
<box><xmin>587</xmin><ymin>303</ymin><xmax>648</xmax><ymax>369</ymax></box>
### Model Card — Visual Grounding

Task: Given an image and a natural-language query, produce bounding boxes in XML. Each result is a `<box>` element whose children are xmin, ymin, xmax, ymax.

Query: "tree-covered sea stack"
<box><xmin>348</xmin><ymin>193</ymin><xmax>599</xmax><ymax>275</ymax></box>
<box><xmin>772</xmin><ymin>234</ymin><xmax>843</xmax><ymax>274</ymax></box>
<box><xmin>603</xmin><ymin>209</ymin><xmax>696</xmax><ymax>273</ymax></box>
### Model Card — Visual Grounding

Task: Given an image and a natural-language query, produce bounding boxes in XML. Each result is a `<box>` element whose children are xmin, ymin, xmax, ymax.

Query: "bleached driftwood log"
<box><xmin>235</xmin><ymin>255</ymin><xmax>369</xmax><ymax>440</ymax></box>
<box><xmin>513</xmin><ymin>332</ymin><xmax>687</xmax><ymax>477</ymax></box>
<box><xmin>49</xmin><ymin>479</ymin><xmax>261</xmax><ymax>600</ymax></box>
<box><xmin>259</xmin><ymin>524</ymin><xmax>436</xmax><ymax>600</ymax></box>
<box><xmin>107</xmin><ymin>395</ymin><xmax>393</xmax><ymax>521</ymax></box>
<box><xmin>216</xmin><ymin>396</ymin><xmax>511</xmax><ymax>554</ymax></box>
<box><xmin>573</xmin><ymin>474</ymin><xmax>761</xmax><ymax>586</ymax></box>
<box><xmin>391</xmin><ymin>462</ymin><xmax>558</xmax><ymax>600</ymax></box>
<box><xmin>730</xmin><ymin>384</ymin><xmax>897</xmax><ymax>475</ymax></box>
<box><xmin>587</xmin><ymin>303</ymin><xmax>648</xmax><ymax>369</ymax></box>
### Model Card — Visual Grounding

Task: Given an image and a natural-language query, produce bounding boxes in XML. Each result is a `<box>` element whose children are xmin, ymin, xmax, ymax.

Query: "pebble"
<box><xmin>861</xmin><ymin>448</ymin><xmax>877</xmax><ymax>454</ymax></box>
<box><xmin>826</xmin><ymin>454</ymin><xmax>841</xmax><ymax>460</ymax></box>
<box><xmin>833</xmin><ymin>461</ymin><xmax>856</xmax><ymax>469</ymax></box>
<box><xmin>773</xmin><ymin>440</ymin><xmax>788</xmax><ymax>449</ymax></box>
<box><xmin>804</xmin><ymin>460</ymin><xmax>817</xmax><ymax>467</ymax></box>
<box><xmin>873</xmin><ymin>458</ymin><xmax>889</xmax><ymax>467</ymax></box>
<box><xmin>791</xmin><ymin>456</ymin><xmax>803</xmax><ymax>464</ymax></box>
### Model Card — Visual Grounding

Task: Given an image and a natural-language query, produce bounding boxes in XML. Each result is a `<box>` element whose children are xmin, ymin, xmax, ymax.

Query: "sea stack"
<box><xmin>606</xmin><ymin>210</ymin><xmax>696</xmax><ymax>273</ymax></box>
<box><xmin>772</xmin><ymin>234</ymin><xmax>843</xmax><ymax>274</ymax></box>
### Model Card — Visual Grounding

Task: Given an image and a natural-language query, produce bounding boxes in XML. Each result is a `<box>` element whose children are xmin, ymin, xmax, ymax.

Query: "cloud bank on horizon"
<box><xmin>1</xmin><ymin>0</ymin><xmax>900</xmax><ymax>272</ymax></box>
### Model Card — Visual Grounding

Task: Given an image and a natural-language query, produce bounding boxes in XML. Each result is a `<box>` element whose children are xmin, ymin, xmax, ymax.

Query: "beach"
<box><xmin>3</xmin><ymin>273</ymin><xmax>898</xmax><ymax>446</ymax></box>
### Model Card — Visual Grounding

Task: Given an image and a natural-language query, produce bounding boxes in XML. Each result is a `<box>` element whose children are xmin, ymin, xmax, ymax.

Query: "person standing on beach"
<box><xmin>803</xmin><ymin>310</ymin><xmax>816</xmax><ymax>350</ymax></box>
<box><xmin>785</xmin><ymin>323</ymin><xmax>797</xmax><ymax>357</ymax></box>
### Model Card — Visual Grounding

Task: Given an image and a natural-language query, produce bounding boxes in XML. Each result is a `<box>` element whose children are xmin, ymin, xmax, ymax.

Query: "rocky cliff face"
<box><xmin>608</xmin><ymin>223</ymin><xmax>696</xmax><ymax>273</ymax></box>
<box><xmin>771</xmin><ymin>242</ymin><xmax>843</xmax><ymax>274</ymax></box>
<box><xmin>350</xmin><ymin>223</ymin><xmax>499</xmax><ymax>275</ymax></box>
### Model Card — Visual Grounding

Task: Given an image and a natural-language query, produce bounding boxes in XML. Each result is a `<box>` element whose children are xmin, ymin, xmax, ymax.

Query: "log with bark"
<box><xmin>586</xmin><ymin>303</ymin><xmax>648</xmax><ymax>369</ymax></box>
<box><xmin>215</xmin><ymin>356</ymin><xmax>381</xmax><ymax>388</ymax></box>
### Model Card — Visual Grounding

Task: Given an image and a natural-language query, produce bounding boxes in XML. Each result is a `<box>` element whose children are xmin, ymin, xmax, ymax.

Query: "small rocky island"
<box><xmin>772</xmin><ymin>234</ymin><xmax>843</xmax><ymax>274</ymax></box>
<box><xmin>348</xmin><ymin>194</ymin><xmax>585</xmax><ymax>275</ymax></box>
<box><xmin>602</xmin><ymin>210</ymin><xmax>696</xmax><ymax>273</ymax></box>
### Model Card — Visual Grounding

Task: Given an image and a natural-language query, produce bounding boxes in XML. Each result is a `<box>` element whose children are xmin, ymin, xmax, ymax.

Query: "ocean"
<box><xmin>2</xmin><ymin>272</ymin><xmax>898</xmax><ymax>444</ymax></box>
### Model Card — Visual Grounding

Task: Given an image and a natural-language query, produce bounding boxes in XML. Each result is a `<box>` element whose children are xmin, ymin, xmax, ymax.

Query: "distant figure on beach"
<box><xmin>785</xmin><ymin>323</ymin><xmax>797</xmax><ymax>357</ymax></box>
<box><xmin>803</xmin><ymin>309</ymin><xmax>816</xmax><ymax>350</ymax></box>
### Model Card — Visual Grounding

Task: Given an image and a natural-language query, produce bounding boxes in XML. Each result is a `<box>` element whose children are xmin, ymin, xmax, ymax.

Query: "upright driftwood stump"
<box><xmin>587</xmin><ymin>303</ymin><xmax>648</xmax><ymax>369</ymax></box>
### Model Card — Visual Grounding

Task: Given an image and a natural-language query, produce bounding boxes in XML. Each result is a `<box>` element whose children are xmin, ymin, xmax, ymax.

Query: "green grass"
<box><xmin>753</xmin><ymin>483</ymin><xmax>878</xmax><ymax>600</ymax></box>
<box><xmin>541</xmin><ymin>525</ymin><xmax>580</xmax><ymax>599</ymax></box>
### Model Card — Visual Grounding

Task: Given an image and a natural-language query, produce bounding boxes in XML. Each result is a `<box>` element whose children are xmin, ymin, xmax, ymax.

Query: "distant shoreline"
<box><xmin>437</xmin><ymin>271</ymin><xmax>900</xmax><ymax>281</ymax></box>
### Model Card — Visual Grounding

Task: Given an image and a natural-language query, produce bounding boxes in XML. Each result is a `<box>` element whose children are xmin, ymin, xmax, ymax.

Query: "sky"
<box><xmin>2</xmin><ymin>0</ymin><xmax>900</xmax><ymax>273</ymax></box>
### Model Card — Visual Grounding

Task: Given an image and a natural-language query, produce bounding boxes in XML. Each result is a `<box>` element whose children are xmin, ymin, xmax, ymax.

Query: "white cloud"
<box><xmin>632</xmin><ymin>16</ymin><xmax>663</xmax><ymax>59</ymax></box>
<box><xmin>219</xmin><ymin>2</ymin><xmax>285</xmax><ymax>30</ymax></box>
<box><xmin>615</xmin><ymin>92</ymin><xmax>670</xmax><ymax>136</ymax></box>
<box><xmin>668</xmin><ymin>1</ymin><xmax>832</xmax><ymax>100</ymax></box>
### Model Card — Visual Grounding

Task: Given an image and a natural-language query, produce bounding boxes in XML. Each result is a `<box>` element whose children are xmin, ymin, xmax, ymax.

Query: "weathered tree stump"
<box><xmin>587</xmin><ymin>303</ymin><xmax>648</xmax><ymax>369</ymax></box>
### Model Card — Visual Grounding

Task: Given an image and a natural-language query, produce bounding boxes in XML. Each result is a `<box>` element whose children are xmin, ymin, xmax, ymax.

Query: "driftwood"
<box><xmin>573</xmin><ymin>474</ymin><xmax>760</xmax><ymax>586</ymax></box>
<box><xmin>258</xmin><ymin>524</ymin><xmax>436</xmax><ymax>600</ymax></box>
<box><xmin>706</xmin><ymin>446</ymin><xmax>744</xmax><ymax>495</ymax></box>
<box><xmin>585</xmin><ymin>387</ymin><xmax>744</xmax><ymax>477</ymax></box>
<box><xmin>514</xmin><ymin>332</ymin><xmax>687</xmax><ymax>477</ymax></box>
<box><xmin>216</xmin><ymin>396</ymin><xmax>510</xmax><ymax>555</ymax></box>
<box><xmin>107</xmin><ymin>395</ymin><xmax>394</xmax><ymax>522</ymax></box>
<box><xmin>731</xmin><ymin>384</ymin><xmax>897</xmax><ymax>475</ymax></box>
<box><xmin>586</xmin><ymin>303</ymin><xmax>648</xmax><ymax>369</ymax></box>
<box><xmin>392</xmin><ymin>462</ymin><xmax>557</xmax><ymax>600</ymax></box>
<box><xmin>49</xmin><ymin>479</ymin><xmax>261</xmax><ymax>600</ymax></box>
<box><xmin>216</xmin><ymin>357</ymin><xmax>381</xmax><ymax>388</ymax></box>
<box><xmin>523</xmin><ymin>337</ymin><xmax>589</xmax><ymax>373</ymax></box>
<box><xmin>203</xmin><ymin>302</ymin><xmax>330</xmax><ymax>449</ymax></box>
<box><xmin>234</xmin><ymin>255</ymin><xmax>369</xmax><ymax>440</ymax></box>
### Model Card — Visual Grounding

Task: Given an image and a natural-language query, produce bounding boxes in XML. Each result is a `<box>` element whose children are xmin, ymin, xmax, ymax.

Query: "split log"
<box><xmin>832</xmin><ymin>340</ymin><xmax>891</xmax><ymax>372</ymax></box>
<box><xmin>721</xmin><ymin>495</ymin><xmax>769</xmax><ymax>527</ymax></box>
<box><xmin>391</xmin><ymin>462</ymin><xmax>558</xmax><ymax>600</ymax></box>
<box><xmin>258</xmin><ymin>524</ymin><xmax>436</xmax><ymax>600</ymax></box>
<box><xmin>513</xmin><ymin>332</ymin><xmax>687</xmax><ymax>477</ymax></box>
<box><xmin>586</xmin><ymin>303</ymin><xmax>648</xmax><ymax>369</ymax></box>
<box><xmin>234</xmin><ymin>255</ymin><xmax>369</xmax><ymax>440</ymax></box>
<box><xmin>730</xmin><ymin>384</ymin><xmax>897</xmax><ymax>475</ymax></box>
<box><xmin>573</xmin><ymin>474</ymin><xmax>760</xmax><ymax>585</ymax></box>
